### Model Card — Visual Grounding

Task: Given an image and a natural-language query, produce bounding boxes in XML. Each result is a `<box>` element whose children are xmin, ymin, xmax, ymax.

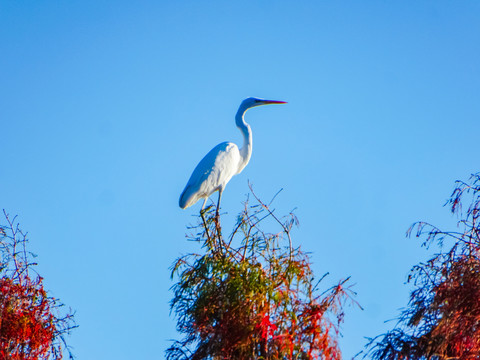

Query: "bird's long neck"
<box><xmin>235</xmin><ymin>107</ymin><xmax>253</xmax><ymax>174</ymax></box>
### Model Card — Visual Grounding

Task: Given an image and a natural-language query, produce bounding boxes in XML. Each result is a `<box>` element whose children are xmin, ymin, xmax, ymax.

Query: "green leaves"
<box><xmin>168</xmin><ymin>195</ymin><xmax>356</xmax><ymax>360</ymax></box>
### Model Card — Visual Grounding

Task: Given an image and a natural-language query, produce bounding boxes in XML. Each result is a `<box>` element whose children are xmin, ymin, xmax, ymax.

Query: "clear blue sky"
<box><xmin>1</xmin><ymin>1</ymin><xmax>479</xmax><ymax>359</ymax></box>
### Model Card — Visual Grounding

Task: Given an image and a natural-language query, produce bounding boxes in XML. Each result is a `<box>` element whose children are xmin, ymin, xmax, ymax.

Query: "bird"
<box><xmin>179</xmin><ymin>97</ymin><xmax>287</xmax><ymax>212</ymax></box>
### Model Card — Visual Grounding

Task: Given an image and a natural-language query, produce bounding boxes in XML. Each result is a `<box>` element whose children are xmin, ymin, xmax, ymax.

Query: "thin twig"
<box><xmin>248</xmin><ymin>182</ymin><xmax>293</xmax><ymax>261</ymax></box>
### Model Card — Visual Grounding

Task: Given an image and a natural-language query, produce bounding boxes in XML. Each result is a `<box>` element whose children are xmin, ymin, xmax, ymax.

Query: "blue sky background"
<box><xmin>1</xmin><ymin>1</ymin><xmax>479</xmax><ymax>359</ymax></box>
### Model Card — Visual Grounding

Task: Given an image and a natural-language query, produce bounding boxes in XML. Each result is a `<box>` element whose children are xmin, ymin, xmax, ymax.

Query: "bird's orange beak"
<box><xmin>263</xmin><ymin>100</ymin><xmax>287</xmax><ymax>105</ymax></box>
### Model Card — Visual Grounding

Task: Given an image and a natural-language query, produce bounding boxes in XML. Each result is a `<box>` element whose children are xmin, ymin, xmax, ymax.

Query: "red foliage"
<box><xmin>0</xmin><ymin>211</ymin><xmax>75</xmax><ymax>360</ymax></box>
<box><xmin>425</xmin><ymin>255</ymin><xmax>480</xmax><ymax>358</ymax></box>
<box><xmin>256</xmin><ymin>312</ymin><xmax>278</xmax><ymax>343</ymax></box>
<box><xmin>368</xmin><ymin>173</ymin><xmax>480</xmax><ymax>359</ymax></box>
<box><xmin>0</xmin><ymin>277</ymin><xmax>57</xmax><ymax>360</ymax></box>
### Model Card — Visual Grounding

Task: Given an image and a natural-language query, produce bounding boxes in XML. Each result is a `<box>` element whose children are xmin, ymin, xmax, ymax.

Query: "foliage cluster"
<box><xmin>367</xmin><ymin>173</ymin><xmax>480</xmax><ymax>359</ymax></box>
<box><xmin>0</xmin><ymin>211</ymin><xmax>76</xmax><ymax>360</ymax></box>
<box><xmin>167</xmin><ymin>192</ymin><xmax>356</xmax><ymax>360</ymax></box>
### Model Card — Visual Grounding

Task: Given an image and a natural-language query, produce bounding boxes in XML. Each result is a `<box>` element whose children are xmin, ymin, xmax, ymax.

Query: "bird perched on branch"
<box><xmin>179</xmin><ymin>97</ymin><xmax>287</xmax><ymax>213</ymax></box>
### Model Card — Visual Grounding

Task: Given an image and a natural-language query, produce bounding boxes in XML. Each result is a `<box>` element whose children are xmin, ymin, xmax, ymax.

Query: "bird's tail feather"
<box><xmin>179</xmin><ymin>186</ymin><xmax>196</xmax><ymax>209</ymax></box>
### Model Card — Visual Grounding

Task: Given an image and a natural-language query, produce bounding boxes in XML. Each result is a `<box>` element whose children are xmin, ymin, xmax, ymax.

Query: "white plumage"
<box><xmin>179</xmin><ymin>97</ymin><xmax>286</xmax><ymax>211</ymax></box>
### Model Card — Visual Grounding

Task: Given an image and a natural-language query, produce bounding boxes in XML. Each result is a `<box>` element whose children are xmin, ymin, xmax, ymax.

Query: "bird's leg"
<box><xmin>216</xmin><ymin>190</ymin><xmax>222</xmax><ymax>218</ymax></box>
<box><xmin>200</xmin><ymin>198</ymin><xmax>207</xmax><ymax>214</ymax></box>
<box><xmin>200</xmin><ymin>208</ymin><xmax>212</xmax><ymax>245</ymax></box>
<box><xmin>214</xmin><ymin>190</ymin><xmax>223</xmax><ymax>252</ymax></box>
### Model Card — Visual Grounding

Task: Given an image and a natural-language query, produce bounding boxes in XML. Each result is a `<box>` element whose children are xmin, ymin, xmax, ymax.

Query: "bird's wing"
<box><xmin>179</xmin><ymin>142</ymin><xmax>241</xmax><ymax>208</ymax></box>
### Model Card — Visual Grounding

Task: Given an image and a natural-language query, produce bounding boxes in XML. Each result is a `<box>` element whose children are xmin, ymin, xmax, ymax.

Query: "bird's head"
<box><xmin>240</xmin><ymin>97</ymin><xmax>287</xmax><ymax>112</ymax></box>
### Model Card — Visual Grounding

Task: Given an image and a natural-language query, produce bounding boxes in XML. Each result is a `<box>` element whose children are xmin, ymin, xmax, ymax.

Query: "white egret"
<box><xmin>179</xmin><ymin>97</ymin><xmax>287</xmax><ymax>212</ymax></box>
